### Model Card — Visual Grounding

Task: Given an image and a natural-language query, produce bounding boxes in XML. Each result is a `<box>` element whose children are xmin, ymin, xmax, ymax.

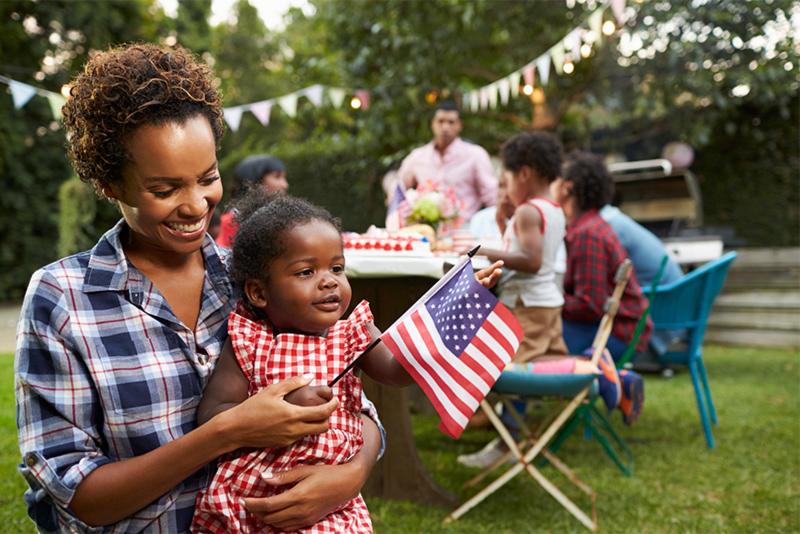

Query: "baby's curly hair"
<box><xmin>62</xmin><ymin>42</ymin><xmax>225</xmax><ymax>192</ymax></box>
<box><xmin>228</xmin><ymin>185</ymin><xmax>342</xmax><ymax>289</ymax></box>
<box><xmin>500</xmin><ymin>131</ymin><xmax>564</xmax><ymax>183</ymax></box>
<box><xmin>562</xmin><ymin>150</ymin><xmax>615</xmax><ymax>212</ymax></box>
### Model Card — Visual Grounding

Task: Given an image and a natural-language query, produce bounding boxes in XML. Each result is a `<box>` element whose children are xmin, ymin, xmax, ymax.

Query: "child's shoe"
<box><xmin>583</xmin><ymin>347</ymin><xmax>621</xmax><ymax>412</ymax></box>
<box><xmin>619</xmin><ymin>369</ymin><xmax>644</xmax><ymax>425</ymax></box>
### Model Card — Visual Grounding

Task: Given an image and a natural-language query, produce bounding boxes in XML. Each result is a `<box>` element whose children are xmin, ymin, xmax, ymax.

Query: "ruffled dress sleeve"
<box><xmin>342</xmin><ymin>300</ymin><xmax>375</xmax><ymax>365</ymax></box>
<box><xmin>228</xmin><ymin>301</ymin><xmax>273</xmax><ymax>385</ymax></box>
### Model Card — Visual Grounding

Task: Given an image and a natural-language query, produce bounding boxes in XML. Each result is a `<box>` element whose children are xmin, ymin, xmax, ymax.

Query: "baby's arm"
<box><xmin>479</xmin><ymin>204</ymin><xmax>544</xmax><ymax>274</ymax></box>
<box><xmin>199</xmin><ymin>339</ymin><xmax>333</xmax><ymax>414</ymax></box>
<box><xmin>357</xmin><ymin>323</ymin><xmax>415</xmax><ymax>387</ymax></box>
<box><xmin>197</xmin><ymin>338</ymin><xmax>251</xmax><ymax>425</ymax></box>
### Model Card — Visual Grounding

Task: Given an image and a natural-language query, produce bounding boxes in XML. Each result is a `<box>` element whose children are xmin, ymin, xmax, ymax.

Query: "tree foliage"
<box><xmin>0</xmin><ymin>0</ymin><xmax>165</xmax><ymax>299</ymax></box>
<box><xmin>0</xmin><ymin>0</ymin><xmax>797</xmax><ymax>299</ymax></box>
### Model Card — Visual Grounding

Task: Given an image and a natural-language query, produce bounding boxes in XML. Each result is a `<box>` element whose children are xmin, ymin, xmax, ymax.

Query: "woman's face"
<box><xmin>262</xmin><ymin>170</ymin><xmax>288</xmax><ymax>194</ymax></box>
<box><xmin>102</xmin><ymin>115</ymin><xmax>222</xmax><ymax>257</ymax></box>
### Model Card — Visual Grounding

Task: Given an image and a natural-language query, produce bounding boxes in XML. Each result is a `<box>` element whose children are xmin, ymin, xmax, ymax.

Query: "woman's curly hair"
<box><xmin>500</xmin><ymin>131</ymin><xmax>564</xmax><ymax>183</ymax></box>
<box><xmin>62</xmin><ymin>42</ymin><xmax>225</xmax><ymax>192</ymax></box>
<box><xmin>228</xmin><ymin>185</ymin><xmax>342</xmax><ymax>289</ymax></box>
<box><xmin>562</xmin><ymin>150</ymin><xmax>616</xmax><ymax>212</ymax></box>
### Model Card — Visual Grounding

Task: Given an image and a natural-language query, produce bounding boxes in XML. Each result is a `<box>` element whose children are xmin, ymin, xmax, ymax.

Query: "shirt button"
<box><xmin>197</xmin><ymin>356</ymin><xmax>205</xmax><ymax>365</ymax></box>
<box><xmin>25</xmin><ymin>455</ymin><xmax>36</xmax><ymax>467</ymax></box>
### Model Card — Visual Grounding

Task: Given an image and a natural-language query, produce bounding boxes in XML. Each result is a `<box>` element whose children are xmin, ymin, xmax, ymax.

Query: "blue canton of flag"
<box><xmin>382</xmin><ymin>259</ymin><xmax>523</xmax><ymax>438</ymax></box>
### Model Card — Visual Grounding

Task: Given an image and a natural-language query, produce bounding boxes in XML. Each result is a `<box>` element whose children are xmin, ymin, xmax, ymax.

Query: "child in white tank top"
<box><xmin>477</xmin><ymin>132</ymin><xmax>568</xmax><ymax>362</ymax></box>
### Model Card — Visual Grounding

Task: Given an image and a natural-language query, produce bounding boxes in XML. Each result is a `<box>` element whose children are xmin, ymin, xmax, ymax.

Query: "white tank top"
<box><xmin>497</xmin><ymin>198</ymin><xmax>565</xmax><ymax>308</ymax></box>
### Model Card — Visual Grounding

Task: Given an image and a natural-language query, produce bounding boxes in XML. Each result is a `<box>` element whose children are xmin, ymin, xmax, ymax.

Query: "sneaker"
<box><xmin>619</xmin><ymin>369</ymin><xmax>644</xmax><ymax>425</ymax></box>
<box><xmin>583</xmin><ymin>347</ymin><xmax>621</xmax><ymax>412</ymax></box>
<box><xmin>457</xmin><ymin>438</ymin><xmax>509</xmax><ymax>468</ymax></box>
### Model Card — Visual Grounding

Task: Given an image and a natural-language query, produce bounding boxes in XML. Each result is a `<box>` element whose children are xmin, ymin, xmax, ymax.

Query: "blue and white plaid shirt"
<box><xmin>15</xmin><ymin>220</ymin><xmax>384</xmax><ymax>533</ymax></box>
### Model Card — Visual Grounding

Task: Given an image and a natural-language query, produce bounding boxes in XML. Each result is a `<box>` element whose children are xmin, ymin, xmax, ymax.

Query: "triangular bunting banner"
<box><xmin>9</xmin><ymin>80</ymin><xmax>37</xmax><ymax>109</ymax></box>
<box><xmin>224</xmin><ymin>106</ymin><xmax>244</xmax><ymax>132</ymax></box>
<box><xmin>550</xmin><ymin>42</ymin><xmax>565</xmax><ymax>74</ymax></box>
<box><xmin>277</xmin><ymin>93</ymin><xmax>298</xmax><ymax>117</ymax></box>
<box><xmin>479</xmin><ymin>87</ymin><xmax>489</xmax><ymax>110</ymax></box>
<box><xmin>487</xmin><ymin>83</ymin><xmax>498</xmax><ymax>109</ymax></box>
<box><xmin>355</xmin><ymin>89</ymin><xmax>370</xmax><ymax>110</ymax></box>
<box><xmin>470</xmin><ymin>90</ymin><xmax>479</xmax><ymax>112</ymax></box>
<box><xmin>250</xmin><ymin>101</ymin><xmax>273</xmax><ymax>126</ymax></box>
<box><xmin>328</xmin><ymin>88</ymin><xmax>347</xmax><ymax>108</ymax></box>
<box><xmin>497</xmin><ymin>78</ymin><xmax>510</xmax><ymax>106</ymax></box>
<box><xmin>304</xmin><ymin>84</ymin><xmax>324</xmax><ymax>107</ymax></box>
<box><xmin>508</xmin><ymin>71</ymin><xmax>521</xmax><ymax>98</ymax></box>
<box><xmin>589</xmin><ymin>8</ymin><xmax>604</xmax><ymax>39</ymax></box>
<box><xmin>611</xmin><ymin>0</ymin><xmax>626</xmax><ymax>25</ymax></box>
<box><xmin>45</xmin><ymin>94</ymin><xmax>65</xmax><ymax>120</ymax></box>
<box><xmin>536</xmin><ymin>53</ymin><xmax>551</xmax><ymax>86</ymax></box>
<box><xmin>565</xmin><ymin>28</ymin><xmax>582</xmax><ymax>59</ymax></box>
<box><xmin>522</xmin><ymin>64</ymin><xmax>535</xmax><ymax>87</ymax></box>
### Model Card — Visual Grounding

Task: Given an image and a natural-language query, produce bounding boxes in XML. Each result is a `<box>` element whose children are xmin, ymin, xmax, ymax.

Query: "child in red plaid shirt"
<box><xmin>193</xmin><ymin>187</ymin><xmax>503</xmax><ymax>533</ymax></box>
<box><xmin>192</xmin><ymin>189</ymin><xmax>413</xmax><ymax>534</ymax></box>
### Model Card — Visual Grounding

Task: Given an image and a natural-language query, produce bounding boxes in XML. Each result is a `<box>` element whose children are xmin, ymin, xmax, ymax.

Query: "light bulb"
<box><xmin>350</xmin><ymin>97</ymin><xmax>362</xmax><ymax>109</ymax></box>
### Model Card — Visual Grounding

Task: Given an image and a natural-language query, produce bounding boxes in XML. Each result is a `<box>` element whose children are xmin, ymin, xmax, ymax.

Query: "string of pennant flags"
<box><xmin>1</xmin><ymin>0</ymin><xmax>626</xmax><ymax>129</ymax></box>
<box><xmin>463</xmin><ymin>0</ymin><xmax>627</xmax><ymax>113</ymax></box>
<box><xmin>0</xmin><ymin>74</ymin><xmax>67</xmax><ymax>119</ymax></box>
<box><xmin>221</xmin><ymin>0</ymin><xmax>627</xmax><ymax>131</ymax></box>
<box><xmin>222</xmin><ymin>84</ymin><xmax>372</xmax><ymax>132</ymax></box>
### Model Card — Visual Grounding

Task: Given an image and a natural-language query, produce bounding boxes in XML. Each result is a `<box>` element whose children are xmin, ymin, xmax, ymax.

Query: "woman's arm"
<box><xmin>70</xmin><ymin>374</ymin><xmax>336</xmax><ymax>526</ymax></box>
<box><xmin>241</xmin><ymin>413</ymin><xmax>381</xmax><ymax>531</ymax></box>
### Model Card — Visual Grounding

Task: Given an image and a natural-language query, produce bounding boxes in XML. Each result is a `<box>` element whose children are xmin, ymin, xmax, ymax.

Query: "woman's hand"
<box><xmin>240</xmin><ymin>414</ymin><xmax>381</xmax><ymax>531</ymax></box>
<box><xmin>218</xmin><ymin>376</ymin><xmax>338</xmax><ymax>450</ymax></box>
<box><xmin>241</xmin><ymin>462</ymin><xmax>362</xmax><ymax>531</ymax></box>
<box><xmin>475</xmin><ymin>260</ymin><xmax>504</xmax><ymax>289</ymax></box>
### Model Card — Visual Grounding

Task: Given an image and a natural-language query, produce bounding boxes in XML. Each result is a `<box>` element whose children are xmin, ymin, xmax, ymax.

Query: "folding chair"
<box><xmin>546</xmin><ymin>255</ymin><xmax>670</xmax><ymax>477</ymax></box>
<box><xmin>641</xmin><ymin>251</ymin><xmax>738</xmax><ymax>448</ymax></box>
<box><xmin>443</xmin><ymin>259</ymin><xmax>634</xmax><ymax>532</ymax></box>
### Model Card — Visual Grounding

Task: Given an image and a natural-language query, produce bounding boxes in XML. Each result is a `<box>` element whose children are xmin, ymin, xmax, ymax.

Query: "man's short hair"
<box><xmin>434</xmin><ymin>101</ymin><xmax>461</xmax><ymax>119</ymax></box>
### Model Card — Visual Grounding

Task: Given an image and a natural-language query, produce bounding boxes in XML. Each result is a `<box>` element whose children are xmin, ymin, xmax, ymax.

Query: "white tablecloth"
<box><xmin>345</xmin><ymin>253</ymin><xmax>491</xmax><ymax>279</ymax></box>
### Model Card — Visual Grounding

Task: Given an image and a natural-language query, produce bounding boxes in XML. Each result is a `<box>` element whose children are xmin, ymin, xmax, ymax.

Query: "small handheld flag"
<box><xmin>385</xmin><ymin>180</ymin><xmax>411</xmax><ymax>231</ymax></box>
<box><xmin>380</xmin><ymin>251</ymin><xmax>524</xmax><ymax>438</ymax></box>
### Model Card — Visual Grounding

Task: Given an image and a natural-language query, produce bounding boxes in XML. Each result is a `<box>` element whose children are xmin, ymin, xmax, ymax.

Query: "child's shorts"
<box><xmin>510</xmin><ymin>302</ymin><xmax>568</xmax><ymax>362</ymax></box>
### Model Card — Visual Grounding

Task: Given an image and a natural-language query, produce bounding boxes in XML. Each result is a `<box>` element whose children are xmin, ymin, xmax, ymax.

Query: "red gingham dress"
<box><xmin>192</xmin><ymin>300</ymin><xmax>374</xmax><ymax>534</ymax></box>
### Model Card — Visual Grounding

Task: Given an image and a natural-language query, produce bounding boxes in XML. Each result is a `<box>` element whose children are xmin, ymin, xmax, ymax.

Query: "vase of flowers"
<box><xmin>404</xmin><ymin>181</ymin><xmax>464</xmax><ymax>237</ymax></box>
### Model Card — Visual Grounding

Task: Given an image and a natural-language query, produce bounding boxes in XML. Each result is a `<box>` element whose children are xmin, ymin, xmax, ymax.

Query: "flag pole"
<box><xmin>328</xmin><ymin>246</ymin><xmax>481</xmax><ymax>388</ymax></box>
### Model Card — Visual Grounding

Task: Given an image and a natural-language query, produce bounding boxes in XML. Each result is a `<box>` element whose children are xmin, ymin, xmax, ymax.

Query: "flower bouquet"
<box><xmin>404</xmin><ymin>181</ymin><xmax>464</xmax><ymax>235</ymax></box>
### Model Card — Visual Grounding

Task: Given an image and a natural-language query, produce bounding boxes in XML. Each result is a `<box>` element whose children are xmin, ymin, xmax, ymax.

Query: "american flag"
<box><xmin>381</xmin><ymin>257</ymin><xmax>523</xmax><ymax>438</ymax></box>
<box><xmin>385</xmin><ymin>180</ymin><xmax>411</xmax><ymax>231</ymax></box>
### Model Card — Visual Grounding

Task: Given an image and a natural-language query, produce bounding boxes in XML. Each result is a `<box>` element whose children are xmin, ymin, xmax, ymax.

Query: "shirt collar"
<box><xmin>428</xmin><ymin>136</ymin><xmax>463</xmax><ymax>159</ymax></box>
<box><xmin>82</xmin><ymin>219</ymin><xmax>231</xmax><ymax>295</ymax></box>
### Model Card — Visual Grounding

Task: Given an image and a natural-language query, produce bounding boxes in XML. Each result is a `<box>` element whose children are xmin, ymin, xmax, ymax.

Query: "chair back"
<box><xmin>644</xmin><ymin>251</ymin><xmax>738</xmax><ymax>364</ymax></box>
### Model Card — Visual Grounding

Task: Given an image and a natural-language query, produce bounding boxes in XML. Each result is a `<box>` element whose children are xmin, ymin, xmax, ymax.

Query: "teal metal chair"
<box><xmin>641</xmin><ymin>251</ymin><xmax>738</xmax><ymax>449</ymax></box>
<box><xmin>546</xmin><ymin>256</ymin><xmax>669</xmax><ymax>477</ymax></box>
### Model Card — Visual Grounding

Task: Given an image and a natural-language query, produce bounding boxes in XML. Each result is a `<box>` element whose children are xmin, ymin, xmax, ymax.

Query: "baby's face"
<box><xmin>263</xmin><ymin>220</ymin><xmax>351</xmax><ymax>336</ymax></box>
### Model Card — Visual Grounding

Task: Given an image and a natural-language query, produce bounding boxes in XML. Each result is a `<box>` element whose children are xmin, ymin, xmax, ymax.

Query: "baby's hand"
<box><xmin>284</xmin><ymin>385</ymin><xmax>334</xmax><ymax>407</ymax></box>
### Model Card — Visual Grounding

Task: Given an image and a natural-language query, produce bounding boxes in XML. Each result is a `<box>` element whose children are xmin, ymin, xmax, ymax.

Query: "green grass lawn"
<box><xmin>2</xmin><ymin>345</ymin><xmax>799</xmax><ymax>533</ymax></box>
